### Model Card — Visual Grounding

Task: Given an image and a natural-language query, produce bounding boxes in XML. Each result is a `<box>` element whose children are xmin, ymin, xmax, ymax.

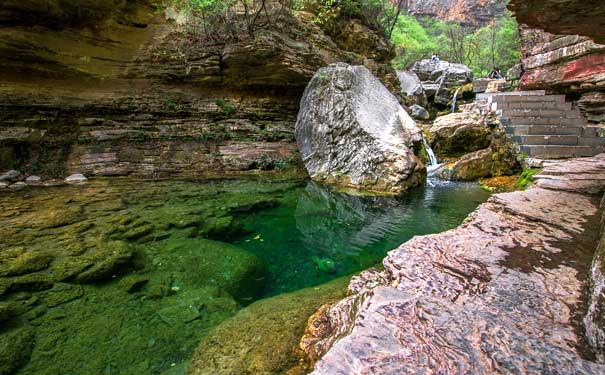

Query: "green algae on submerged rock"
<box><xmin>0</xmin><ymin>323</ymin><xmax>34</xmax><ymax>375</ymax></box>
<box><xmin>74</xmin><ymin>241</ymin><xmax>139</xmax><ymax>283</ymax></box>
<box><xmin>186</xmin><ymin>276</ymin><xmax>349</xmax><ymax>375</ymax></box>
<box><xmin>143</xmin><ymin>238</ymin><xmax>267</xmax><ymax>303</ymax></box>
<box><xmin>311</xmin><ymin>256</ymin><xmax>337</xmax><ymax>274</ymax></box>
<box><xmin>0</xmin><ymin>177</ymin><xmax>491</xmax><ymax>375</ymax></box>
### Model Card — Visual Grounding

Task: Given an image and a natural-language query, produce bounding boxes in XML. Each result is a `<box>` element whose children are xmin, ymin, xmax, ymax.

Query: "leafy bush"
<box><xmin>514</xmin><ymin>168</ymin><xmax>540</xmax><ymax>190</ymax></box>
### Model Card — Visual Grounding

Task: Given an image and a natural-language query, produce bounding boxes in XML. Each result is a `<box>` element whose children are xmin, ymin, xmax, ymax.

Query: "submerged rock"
<box><xmin>0</xmin><ymin>323</ymin><xmax>34</xmax><ymax>375</ymax></box>
<box><xmin>74</xmin><ymin>241</ymin><xmax>138</xmax><ymax>283</ymax></box>
<box><xmin>296</xmin><ymin>63</ymin><xmax>424</xmax><ymax>193</ymax></box>
<box><xmin>151</xmin><ymin>238</ymin><xmax>267</xmax><ymax>303</ymax></box>
<box><xmin>186</xmin><ymin>277</ymin><xmax>348</xmax><ymax>375</ymax></box>
<box><xmin>301</xmin><ymin>154</ymin><xmax>605</xmax><ymax>374</ymax></box>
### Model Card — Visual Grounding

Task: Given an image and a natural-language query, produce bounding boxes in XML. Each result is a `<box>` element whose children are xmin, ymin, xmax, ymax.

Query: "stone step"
<box><xmin>506</xmin><ymin>125</ymin><xmax>583</xmax><ymax>136</ymax></box>
<box><xmin>513</xmin><ymin>135</ymin><xmax>580</xmax><ymax>146</ymax></box>
<box><xmin>497</xmin><ymin>101</ymin><xmax>572</xmax><ymax>111</ymax></box>
<box><xmin>519</xmin><ymin>145</ymin><xmax>600</xmax><ymax>159</ymax></box>
<box><xmin>578</xmin><ymin>137</ymin><xmax>605</xmax><ymax>146</ymax></box>
<box><xmin>507</xmin><ymin>116</ymin><xmax>587</xmax><ymax>126</ymax></box>
<box><xmin>504</xmin><ymin>109</ymin><xmax>583</xmax><ymax>118</ymax></box>
<box><xmin>583</xmin><ymin>127</ymin><xmax>600</xmax><ymax>137</ymax></box>
<box><xmin>476</xmin><ymin>90</ymin><xmax>546</xmax><ymax>100</ymax></box>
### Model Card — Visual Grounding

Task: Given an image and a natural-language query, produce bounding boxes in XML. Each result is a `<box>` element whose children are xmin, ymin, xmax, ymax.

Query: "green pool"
<box><xmin>0</xmin><ymin>177</ymin><xmax>490</xmax><ymax>375</ymax></box>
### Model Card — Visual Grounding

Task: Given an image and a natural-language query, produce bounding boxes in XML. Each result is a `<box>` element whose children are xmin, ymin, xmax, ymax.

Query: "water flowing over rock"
<box><xmin>411</xmin><ymin>60</ymin><xmax>473</xmax><ymax>105</ymax></box>
<box><xmin>295</xmin><ymin>63</ymin><xmax>424</xmax><ymax>193</ymax></box>
<box><xmin>426</xmin><ymin>107</ymin><xmax>519</xmax><ymax>181</ymax></box>
<box><xmin>300</xmin><ymin>153</ymin><xmax>605</xmax><ymax>374</ymax></box>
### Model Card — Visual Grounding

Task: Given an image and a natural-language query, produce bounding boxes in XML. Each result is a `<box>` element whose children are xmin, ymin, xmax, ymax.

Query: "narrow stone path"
<box><xmin>478</xmin><ymin>91</ymin><xmax>605</xmax><ymax>159</ymax></box>
<box><xmin>301</xmin><ymin>154</ymin><xmax>605</xmax><ymax>374</ymax></box>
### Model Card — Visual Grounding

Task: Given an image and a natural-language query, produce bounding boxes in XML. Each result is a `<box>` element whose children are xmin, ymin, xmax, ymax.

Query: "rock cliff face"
<box><xmin>408</xmin><ymin>0</ymin><xmax>508</xmax><ymax>27</ymax></box>
<box><xmin>0</xmin><ymin>0</ymin><xmax>397</xmax><ymax>178</ymax></box>
<box><xmin>519</xmin><ymin>27</ymin><xmax>605</xmax><ymax>127</ymax></box>
<box><xmin>508</xmin><ymin>0</ymin><xmax>605</xmax><ymax>44</ymax></box>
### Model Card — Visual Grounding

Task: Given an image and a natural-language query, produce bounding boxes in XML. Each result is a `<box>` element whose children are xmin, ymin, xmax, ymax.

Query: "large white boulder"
<box><xmin>295</xmin><ymin>63</ymin><xmax>424</xmax><ymax>193</ymax></box>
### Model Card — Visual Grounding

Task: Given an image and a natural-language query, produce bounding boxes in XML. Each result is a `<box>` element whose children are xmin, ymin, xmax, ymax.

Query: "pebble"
<box><xmin>25</xmin><ymin>175</ymin><xmax>42</xmax><ymax>185</ymax></box>
<box><xmin>0</xmin><ymin>170</ymin><xmax>21</xmax><ymax>182</ymax></box>
<box><xmin>65</xmin><ymin>173</ymin><xmax>88</xmax><ymax>184</ymax></box>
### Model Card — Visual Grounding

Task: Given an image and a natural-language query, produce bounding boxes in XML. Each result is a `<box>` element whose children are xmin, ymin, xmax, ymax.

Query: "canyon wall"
<box><xmin>0</xmin><ymin>0</ymin><xmax>397</xmax><ymax>178</ymax></box>
<box><xmin>509</xmin><ymin>0</ymin><xmax>605</xmax><ymax>44</ymax></box>
<box><xmin>519</xmin><ymin>27</ymin><xmax>605</xmax><ymax>127</ymax></box>
<box><xmin>407</xmin><ymin>0</ymin><xmax>507</xmax><ymax>27</ymax></box>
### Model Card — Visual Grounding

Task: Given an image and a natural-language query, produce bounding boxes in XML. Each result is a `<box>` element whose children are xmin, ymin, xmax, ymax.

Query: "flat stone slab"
<box><xmin>301</xmin><ymin>154</ymin><xmax>605</xmax><ymax>374</ymax></box>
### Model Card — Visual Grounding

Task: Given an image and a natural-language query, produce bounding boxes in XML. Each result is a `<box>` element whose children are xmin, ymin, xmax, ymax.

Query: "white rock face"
<box><xmin>65</xmin><ymin>173</ymin><xmax>88</xmax><ymax>184</ymax></box>
<box><xmin>295</xmin><ymin>63</ymin><xmax>424</xmax><ymax>193</ymax></box>
<box><xmin>397</xmin><ymin>70</ymin><xmax>427</xmax><ymax>107</ymax></box>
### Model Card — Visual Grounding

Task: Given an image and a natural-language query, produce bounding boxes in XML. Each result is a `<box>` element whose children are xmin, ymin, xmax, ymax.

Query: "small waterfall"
<box><xmin>422</xmin><ymin>136</ymin><xmax>438</xmax><ymax>167</ymax></box>
<box><xmin>451</xmin><ymin>87</ymin><xmax>462</xmax><ymax>113</ymax></box>
<box><xmin>422</xmin><ymin>136</ymin><xmax>443</xmax><ymax>183</ymax></box>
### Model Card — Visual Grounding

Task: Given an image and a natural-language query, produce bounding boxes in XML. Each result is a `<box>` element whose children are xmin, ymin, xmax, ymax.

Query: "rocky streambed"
<box><xmin>0</xmin><ymin>175</ymin><xmax>490</xmax><ymax>375</ymax></box>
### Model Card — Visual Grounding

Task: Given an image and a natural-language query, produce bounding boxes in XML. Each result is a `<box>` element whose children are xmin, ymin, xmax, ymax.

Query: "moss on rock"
<box><xmin>186</xmin><ymin>276</ymin><xmax>349</xmax><ymax>375</ymax></box>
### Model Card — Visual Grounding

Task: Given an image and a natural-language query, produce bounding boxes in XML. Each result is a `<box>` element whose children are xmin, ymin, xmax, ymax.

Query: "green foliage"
<box><xmin>216</xmin><ymin>99</ymin><xmax>237</xmax><ymax>115</ymax></box>
<box><xmin>391</xmin><ymin>11</ymin><xmax>521</xmax><ymax>76</ymax></box>
<box><xmin>164</xmin><ymin>95</ymin><xmax>178</xmax><ymax>111</ymax></box>
<box><xmin>514</xmin><ymin>168</ymin><xmax>540</xmax><ymax>190</ymax></box>
<box><xmin>303</xmin><ymin>0</ymin><xmax>404</xmax><ymax>38</ymax></box>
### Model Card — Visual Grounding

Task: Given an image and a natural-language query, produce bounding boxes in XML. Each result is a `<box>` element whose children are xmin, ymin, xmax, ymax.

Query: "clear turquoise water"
<box><xmin>0</xmin><ymin>177</ymin><xmax>490</xmax><ymax>375</ymax></box>
<box><xmin>231</xmin><ymin>180</ymin><xmax>492</xmax><ymax>296</ymax></box>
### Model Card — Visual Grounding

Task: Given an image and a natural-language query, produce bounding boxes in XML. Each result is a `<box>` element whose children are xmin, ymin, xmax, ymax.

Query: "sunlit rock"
<box><xmin>296</xmin><ymin>63</ymin><xmax>424</xmax><ymax>194</ymax></box>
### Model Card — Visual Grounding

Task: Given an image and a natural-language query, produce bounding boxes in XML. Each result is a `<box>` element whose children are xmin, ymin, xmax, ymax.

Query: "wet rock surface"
<box><xmin>296</xmin><ymin>63</ymin><xmax>424</xmax><ymax>193</ymax></box>
<box><xmin>301</xmin><ymin>154</ymin><xmax>605</xmax><ymax>374</ymax></box>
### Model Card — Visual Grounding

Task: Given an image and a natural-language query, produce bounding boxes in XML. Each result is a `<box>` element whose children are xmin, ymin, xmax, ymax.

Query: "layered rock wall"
<box><xmin>407</xmin><ymin>0</ymin><xmax>507</xmax><ymax>27</ymax></box>
<box><xmin>520</xmin><ymin>27</ymin><xmax>605</xmax><ymax>127</ymax></box>
<box><xmin>0</xmin><ymin>0</ymin><xmax>397</xmax><ymax>178</ymax></box>
<box><xmin>509</xmin><ymin>0</ymin><xmax>605</xmax><ymax>44</ymax></box>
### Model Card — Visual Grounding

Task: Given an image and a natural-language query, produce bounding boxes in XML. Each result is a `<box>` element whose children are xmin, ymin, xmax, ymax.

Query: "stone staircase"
<box><xmin>477</xmin><ymin>91</ymin><xmax>605</xmax><ymax>159</ymax></box>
